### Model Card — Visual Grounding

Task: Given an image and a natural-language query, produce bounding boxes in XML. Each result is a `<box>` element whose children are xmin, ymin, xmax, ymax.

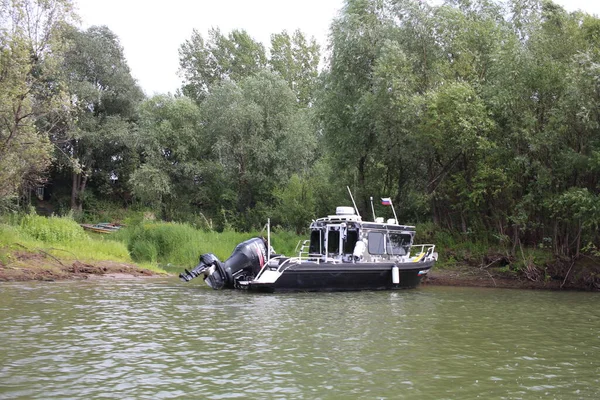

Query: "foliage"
<box><xmin>317</xmin><ymin>0</ymin><xmax>600</xmax><ymax>258</ymax></box>
<box><xmin>270</xmin><ymin>29</ymin><xmax>320</xmax><ymax>105</ymax></box>
<box><xmin>129</xmin><ymin>94</ymin><xmax>222</xmax><ymax>221</ymax></box>
<box><xmin>200</xmin><ymin>70</ymin><xmax>317</xmax><ymax>229</ymax></box>
<box><xmin>52</xmin><ymin>25</ymin><xmax>143</xmax><ymax>212</ymax></box>
<box><xmin>4</xmin><ymin>0</ymin><xmax>600</xmax><ymax>266</ymax></box>
<box><xmin>179</xmin><ymin>28</ymin><xmax>267</xmax><ymax>101</ymax></box>
<box><xmin>0</xmin><ymin>0</ymin><xmax>74</xmax><ymax>204</ymax></box>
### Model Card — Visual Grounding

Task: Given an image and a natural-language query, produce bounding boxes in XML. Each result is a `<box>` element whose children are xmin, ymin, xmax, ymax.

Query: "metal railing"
<box><xmin>407</xmin><ymin>244</ymin><xmax>437</xmax><ymax>262</ymax></box>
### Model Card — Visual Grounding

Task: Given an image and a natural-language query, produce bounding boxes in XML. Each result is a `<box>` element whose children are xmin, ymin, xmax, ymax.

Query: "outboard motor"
<box><xmin>179</xmin><ymin>237</ymin><xmax>268</xmax><ymax>289</ymax></box>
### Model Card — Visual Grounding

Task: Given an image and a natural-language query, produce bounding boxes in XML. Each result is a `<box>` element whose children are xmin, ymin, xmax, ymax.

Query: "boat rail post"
<box><xmin>267</xmin><ymin>218</ymin><xmax>271</xmax><ymax>264</ymax></box>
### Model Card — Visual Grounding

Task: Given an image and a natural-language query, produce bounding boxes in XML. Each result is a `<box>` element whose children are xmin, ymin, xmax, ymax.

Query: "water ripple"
<box><xmin>0</xmin><ymin>282</ymin><xmax>599</xmax><ymax>399</ymax></box>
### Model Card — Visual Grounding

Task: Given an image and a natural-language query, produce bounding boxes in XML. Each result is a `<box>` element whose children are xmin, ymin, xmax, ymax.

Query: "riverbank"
<box><xmin>425</xmin><ymin>257</ymin><xmax>600</xmax><ymax>291</ymax></box>
<box><xmin>425</xmin><ymin>268</ymin><xmax>561</xmax><ymax>290</ymax></box>
<box><xmin>2</xmin><ymin>254</ymin><xmax>599</xmax><ymax>291</ymax></box>
<box><xmin>0</xmin><ymin>251</ymin><xmax>164</xmax><ymax>281</ymax></box>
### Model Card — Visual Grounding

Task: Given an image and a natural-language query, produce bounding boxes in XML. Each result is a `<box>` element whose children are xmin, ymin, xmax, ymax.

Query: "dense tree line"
<box><xmin>2</xmin><ymin>0</ymin><xmax>600</xmax><ymax>259</ymax></box>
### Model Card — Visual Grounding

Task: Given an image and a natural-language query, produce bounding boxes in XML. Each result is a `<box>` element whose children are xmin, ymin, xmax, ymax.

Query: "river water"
<box><xmin>0</xmin><ymin>279</ymin><xmax>598</xmax><ymax>399</ymax></box>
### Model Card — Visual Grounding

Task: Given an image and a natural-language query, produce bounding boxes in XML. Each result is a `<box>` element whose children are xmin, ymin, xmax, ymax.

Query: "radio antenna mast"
<box><xmin>370</xmin><ymin>197</ymin><xmax>376</xmax><ymax>221</ymax></box>
<box><xmin>347</xmin><ymin>186</ymin><xmax>361</xmax><ymax>218</ymax></box>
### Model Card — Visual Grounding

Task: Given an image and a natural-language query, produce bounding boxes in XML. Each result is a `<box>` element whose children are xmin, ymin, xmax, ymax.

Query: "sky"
<box><xmin>76</xmin><ymin>0</ymin><xmax>600</xmax><ymax>96</ymax></box>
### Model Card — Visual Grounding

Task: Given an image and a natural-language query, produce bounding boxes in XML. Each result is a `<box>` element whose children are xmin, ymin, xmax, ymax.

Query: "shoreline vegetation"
<box><xmin>1</xmin><ymin>214</ymin><xmax>598</xmax><ymax>291</ymax></box>
<box><xmin>3</xmin><ymin>0</ymin><xmax>600</xmax><ymax>291</ymax></box>
<box><xmin>1</xmin><ymin>255</ymin><xmax>597</xmax><ymax>292</ymax></box>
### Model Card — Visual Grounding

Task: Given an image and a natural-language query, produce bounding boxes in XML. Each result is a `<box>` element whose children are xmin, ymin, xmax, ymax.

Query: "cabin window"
<box><xmin>309</xmin><ymin>230</ymin><xmax>323</xmax><ymax>254</ymax></box>
<box><xmin>344</xmin><ymin>229</ymin><xmax>359</xmax><ymax>254</ymax></box>
<box><xmin>327</xmin><ymin>230</ymin><xmax>340</xmax><ymax>254</ymax></box>
<box><xmin>367</xmin><ymin>232</ymin><xmax>385</xmax><ymax>255</ymax></box>
<box><xmin>386</xmin><ymin>233</ymin><xmax>412</xmax><ymax>256</ymax></box>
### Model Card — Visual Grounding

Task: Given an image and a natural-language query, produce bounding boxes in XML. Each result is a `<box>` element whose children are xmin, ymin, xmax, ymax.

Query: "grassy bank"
<box><xmin>2</xmin><ymin>213</ymin><xmax>598</xmax><ymax>290</ymax></box>
<box><xmin>0</xmin><ymin>213</ymin><xmax>305</xmax><ymax>280</ymax></box>
<box><xmin>0</xmin><ymin>214</ymin><xmax>163</xmax><ymax>280</ymax></box>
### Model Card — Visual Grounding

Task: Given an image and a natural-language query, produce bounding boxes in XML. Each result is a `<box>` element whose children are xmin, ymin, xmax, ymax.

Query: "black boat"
<box><xmin>180</xmin><ymin>199</ymin><xmax>438</xmax><ymax>292</ymax></box>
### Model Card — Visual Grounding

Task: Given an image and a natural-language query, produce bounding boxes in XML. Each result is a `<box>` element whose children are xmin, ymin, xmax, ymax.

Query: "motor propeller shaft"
<box><xmin>178</xmin><ymin>253</ymin><xmax>221</xmax><ymax>282</ymax></box>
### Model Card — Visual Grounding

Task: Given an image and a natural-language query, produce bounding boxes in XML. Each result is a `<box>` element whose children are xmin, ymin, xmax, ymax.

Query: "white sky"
<box><xmin>75</xmin><ymin>0</ymin><xmax>600</xmax><ymax>96</ymax></box>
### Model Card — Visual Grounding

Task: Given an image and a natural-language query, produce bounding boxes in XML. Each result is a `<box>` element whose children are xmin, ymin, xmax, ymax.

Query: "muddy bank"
<box><xmin>0</xmin><ymin>251</ymin><xmax>164</xmax><ymax>282</ymax></box>
<box><xmin>424</xmin><ymin>263</ymin><xmax>600</xmax><ymax>291</ymax></box>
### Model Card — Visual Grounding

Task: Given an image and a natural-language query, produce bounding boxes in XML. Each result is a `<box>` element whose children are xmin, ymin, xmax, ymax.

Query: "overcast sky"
<box><xmin>75</xmin><ymin>0</ymin><xmax>600</xmax><ymax>96</ymax></box>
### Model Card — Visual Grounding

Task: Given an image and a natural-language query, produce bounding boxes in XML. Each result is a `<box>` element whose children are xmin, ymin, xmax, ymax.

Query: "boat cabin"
<box><xmin>307</xmin><ymin>206</ymin><xmax>416</xmax><ymax>263</ymax></box>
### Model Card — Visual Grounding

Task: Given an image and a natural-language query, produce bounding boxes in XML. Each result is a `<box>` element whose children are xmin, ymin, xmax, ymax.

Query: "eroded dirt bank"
<box><xmin>425</xmin><ymin>262</ymin><xmax>600</xmax><ymax>291</ymax></box>
<box><xmin>0</xmin><ymin>251</ymin><xmax>163</xmax><ymax>281</ymax></box>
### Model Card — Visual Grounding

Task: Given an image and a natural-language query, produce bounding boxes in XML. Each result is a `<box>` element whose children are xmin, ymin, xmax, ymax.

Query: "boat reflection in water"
<box><xmin>180</xmin><ymin>195</ymin><xmax>437</xmax><ymax>292</ymax></box>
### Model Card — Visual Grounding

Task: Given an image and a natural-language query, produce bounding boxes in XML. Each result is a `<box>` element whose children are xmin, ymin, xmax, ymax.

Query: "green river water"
<box><xmin>0</xmin><ymin>279</ymin><xmax>598</xmax><ymax>399</ymax></box>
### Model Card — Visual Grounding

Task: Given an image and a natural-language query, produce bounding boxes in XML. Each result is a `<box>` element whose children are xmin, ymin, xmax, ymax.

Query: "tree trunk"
<box><xmin>511</xmin><ymin>224</ymin><xmax>519</xmax><ymax>256</ymax></box>
<box><xmin>71</xmin><ymin>172</ymin><xmax>79</xmax><ymax>211</ymax></box>
<box><xmin>71</xmin><ymin>171</ymin><xmax>87</xmax><ymax>212</ymax></box>
<box><xmin>575</xmin><ymin>222</ymin><xmax>582</xmax><ymax>259</ymax></box>
<box><xmin>357</xmin><ymin>154</ymin><xmax>368</xmax><ymax>213</ymax></box>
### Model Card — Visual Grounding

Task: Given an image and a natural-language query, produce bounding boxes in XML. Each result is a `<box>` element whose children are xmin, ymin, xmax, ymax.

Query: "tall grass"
<box><xmin>1</xmin><ymin>213</ymin><xmax>304</xmax><ymax>274</ymax></box>
<box><xmin>114</xmin><ymin>221</ymin><xmax>306</xmax><ymax>271</ymax></box>
<box><xmin>0</xmin><ymin>214</ymin><xmax>160</xmax><ymax>271</ymax></box>
<box><xmin>20</xmin><ymin>214</ymin><xmax>87</xmax><ymax>243</ymax></box>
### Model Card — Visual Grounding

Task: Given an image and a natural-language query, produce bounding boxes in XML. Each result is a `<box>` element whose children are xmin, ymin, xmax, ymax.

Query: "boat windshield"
<box><xmin>386</xmin><ymin>233</ymin><xmax>412</xmax><ymax>255</ymax></box>
<box><xmin>367</xmin><ymin>232</ymin><xmax>412</xmax><ymax>256</ymax></box>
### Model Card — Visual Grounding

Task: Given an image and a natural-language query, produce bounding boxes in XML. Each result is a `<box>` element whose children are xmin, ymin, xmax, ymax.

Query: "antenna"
<box><xmin>370</xmin><ymin>196</ymin><xmax>376</xmax><ymax>221</ymax></box>
<box><xmin>346</xmin><ymin>186</ymin><xmax>361</xmax><ymax>218</ymax></box>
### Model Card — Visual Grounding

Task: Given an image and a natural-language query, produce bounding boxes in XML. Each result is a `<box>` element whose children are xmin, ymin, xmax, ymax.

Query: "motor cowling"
<box><xmin>179</xmin><ymin>237</ymin><xmax>268</xmax><ymax>289</ymax></box>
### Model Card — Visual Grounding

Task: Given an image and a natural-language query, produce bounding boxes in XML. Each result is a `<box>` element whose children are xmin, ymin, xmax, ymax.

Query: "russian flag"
<box><xmin>381</xmin><ymin>197</ymin><xmax>392</xmax><ymax>206</ymax></box>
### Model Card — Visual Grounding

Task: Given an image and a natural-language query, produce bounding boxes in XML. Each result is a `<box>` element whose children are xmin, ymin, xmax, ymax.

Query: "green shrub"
<box><xmin>131</xmin><ymin>240</ymin><xmax>159</xmax><ymax>263</ymax></box>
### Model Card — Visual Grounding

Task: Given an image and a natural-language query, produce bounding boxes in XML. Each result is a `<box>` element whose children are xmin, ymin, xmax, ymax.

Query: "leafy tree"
<box><xmin>201</xmin><ymin>70</ymin><xmax>316</xmax><ymax>229</ymax></box>
<box><xmin>418</xmin><ymin>82</ymin><xmax>495</xmax><ymax>230</ymax></box>
<box><xmin>130</xmin><ymin>94</ymin><xmax>221</xmax><ymax>221</ymax></box>
<box><xmin>319</xmin><ymin>0</ymin><xmax>393</xmax><ymax>213</ymax></box>
<box><xmin>179</xmin><ymin>28</ymin><xmax>267</xmax><ymax>102</ymax></box>
<box><xmin>55</xmin><ymin>25</ymin><xmax>143</xmax><ymax>212</ymax></box>
<box><xmin>0</xmin><ymin>0</ymin><xmax>74</xmax><ymax>206</ymax></box>
<box><xmin>270</xmin><ymin>29</ymin><xmax>320</xmax><ymax>106</ymax></box>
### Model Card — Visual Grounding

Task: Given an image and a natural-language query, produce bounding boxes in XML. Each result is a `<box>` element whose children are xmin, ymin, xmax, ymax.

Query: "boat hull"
<box><xmin>247</xmin><ymin>260</ymin><xmax>434</xmax><ymax>292</ymax></box>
